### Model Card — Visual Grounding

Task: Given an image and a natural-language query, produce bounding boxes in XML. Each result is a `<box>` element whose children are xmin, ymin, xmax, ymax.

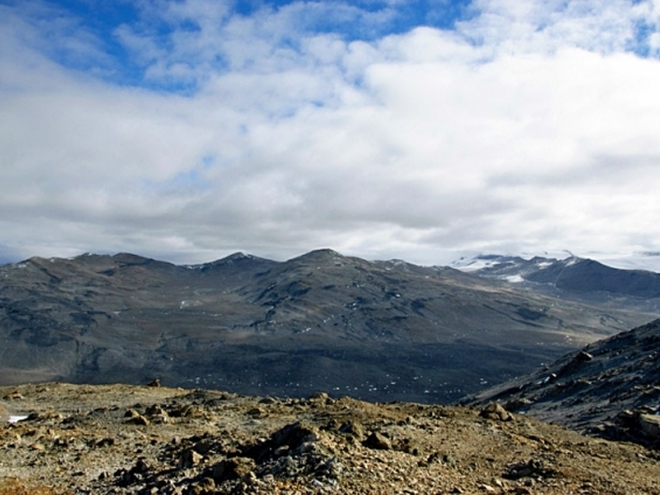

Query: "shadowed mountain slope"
<box><xmin>467</xmin><ymin>318</ymin><xmax>660</xmax><ymax>448</ymax></box>
<box><xmin>1</xmin><ymin>250</ymin><xmax>658</xmax><ymax>403</ymax></box>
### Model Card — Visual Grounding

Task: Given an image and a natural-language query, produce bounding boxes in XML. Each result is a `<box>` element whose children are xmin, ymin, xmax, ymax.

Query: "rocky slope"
<box><xmin>467</xmin><ymin>318</ymin><xmax>660</xmax><ymax>449</ymax></box>
<box><xmin>1</xmin><ymin>250</ymin><xmax>658</xmax><ymax>403</ymax></box>
<box><xmin>1</xmin><ymin>382</ymin><xmax>660</xmax><ymax>494</ymax></box>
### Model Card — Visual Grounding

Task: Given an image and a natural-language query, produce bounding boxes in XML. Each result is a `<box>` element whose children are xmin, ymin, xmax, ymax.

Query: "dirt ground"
<box><xmin>1</xmin><ymin>383</ymin><xmax>659</xmax><ymax>494</ymax></box>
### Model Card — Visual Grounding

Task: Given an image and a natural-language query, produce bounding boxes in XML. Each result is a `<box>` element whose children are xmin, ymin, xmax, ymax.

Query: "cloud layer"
<box><xmin>1</xmin><ymin>0</ymin><xmax>660</xmax><ymax>265</ymax></box>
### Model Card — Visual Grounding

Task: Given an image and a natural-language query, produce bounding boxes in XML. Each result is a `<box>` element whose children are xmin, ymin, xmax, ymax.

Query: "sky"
<box><xmin>1</xmin><ymin>0</ymin><xmax>660</xmax><ymax>267</ymax></box>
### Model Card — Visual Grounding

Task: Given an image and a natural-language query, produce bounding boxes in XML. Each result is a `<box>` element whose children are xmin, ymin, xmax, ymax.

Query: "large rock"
<box><xmin>638</xmin><ymin>413</ymin><xmax>660</xmax><ymax>439</ymax></box>
<box><xmin>480</xmin><ymin>403</ymin><xmax>512</xmax><ymax>421</ymax></box>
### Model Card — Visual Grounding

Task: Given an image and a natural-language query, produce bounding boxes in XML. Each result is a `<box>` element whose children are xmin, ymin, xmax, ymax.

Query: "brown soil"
<box><xmin>1</xmin><ymin>383</ymin><xmax>659</xmax><ymax>494</ymax></box>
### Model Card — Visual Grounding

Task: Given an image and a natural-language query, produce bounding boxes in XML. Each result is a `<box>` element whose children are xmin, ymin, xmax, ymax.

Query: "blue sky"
<box><xmin>1</xmin><ymin>0</ymin><xmax>660</xmax><ymax>268</ymax></box>
<box><xmin>27</xmin><ymin>0</ymin><xmax>474</xmax><ymax>91</ymax></box>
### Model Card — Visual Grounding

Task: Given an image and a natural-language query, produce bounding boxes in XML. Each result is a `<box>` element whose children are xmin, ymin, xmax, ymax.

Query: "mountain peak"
<box><xmin>289</xmin><ymin>248</ymin><xmax>345</xmax><ymax>263</ymax></box>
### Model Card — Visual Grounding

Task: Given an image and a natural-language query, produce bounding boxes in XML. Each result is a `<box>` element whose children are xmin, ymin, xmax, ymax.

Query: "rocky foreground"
<box><xmin>1</xmin><ymin>383</ymin><xmax>659</xmax><ymax>494</ymax></box>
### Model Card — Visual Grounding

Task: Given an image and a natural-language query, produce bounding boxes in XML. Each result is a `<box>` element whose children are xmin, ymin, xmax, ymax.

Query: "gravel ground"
<box><xmin>1</xmin><ymin>383</ymin><xmax>659</xmax><ymax>494</ymax></box>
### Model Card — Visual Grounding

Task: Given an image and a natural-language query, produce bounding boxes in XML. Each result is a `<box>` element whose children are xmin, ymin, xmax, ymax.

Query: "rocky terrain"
<box><xmin>2</xmin><ymin>250</ymin><xmax>658</xmax><ymax>404</ymax></box>
<box><xmin>2</xmin><ymin>382</ymin><xmax>660</xmax><ymax>495</ymax></box>
<box><xmin>467</xmin><ymin>318</ymin><xmax>660</xmax><ymax>449</ymax></box>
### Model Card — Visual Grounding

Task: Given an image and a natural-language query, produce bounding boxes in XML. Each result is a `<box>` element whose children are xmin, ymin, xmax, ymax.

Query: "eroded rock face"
<box><xmin>1</xmin><ymin>383</ymin><xmax>660</xmax><ymax>495</ymax></box>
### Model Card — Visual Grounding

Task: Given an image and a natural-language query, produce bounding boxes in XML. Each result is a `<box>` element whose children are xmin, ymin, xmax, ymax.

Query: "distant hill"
<box><xmin>466</xmin><ymin>318</ymin><xmax>660</xmax><ymax>448</ymax></box>
<box><xmin>0</xmin><ymin>250</ymin><xmax>658</xmax><ymax>403</ymax></box>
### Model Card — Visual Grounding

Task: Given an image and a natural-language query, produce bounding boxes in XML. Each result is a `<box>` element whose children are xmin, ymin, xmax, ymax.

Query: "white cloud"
<box><xmin>1</xmin><ymin>0</ymin><xmax>660</xmax><ymax>267</ymax></box>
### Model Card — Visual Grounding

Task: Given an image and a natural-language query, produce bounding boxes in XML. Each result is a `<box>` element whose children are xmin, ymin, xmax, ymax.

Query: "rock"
<box><xmin>558</xmin><ymin>350</ymin><xmax>594</xmax><ymax>376</ymax></box>
<box><xmin>95</xmin><ymin>437</ymin><xmax>115</xmax><ymax>448</ymax></box>
<box><xmin>170</xmin><ymin>404</ymin><xmax>207</xmax><ymax>419</ymax></box>
<box><xmin>245</xmin><ymin>422</ymin><xmax>320</xmax><ymax>462</ymax></box>
<box><xmin>127</xmin><ymin>414</ymin><xmax>150</xmax><ymax>426</ymax></box>
<box><xmin>0</xmin><ymin>404</ymin><xmax>8</xmax><ymax>422</ymax></box>
<box><xmin>363</xmin><ymin>432</ymin><xmax>392</xmax><ymax>450</ymax></box>
<box><xmin>504</xmin><ymin>398</ymin><xmax>533</xmax><ymax>411</ymax></box>
<box><xmin>480</xmin><ymin>403</ymin><xmax>512</xmax><ymax>421</ymax></box>
<box><xmin>147</xmin><ymin>378</ymin><xmax>161</xmax><ymax>387</ymax></box>
<box><xmin>309</xmin><ymin>392</ymin><xmax>332</xmax><ymax>405</ymax></box>
<box><xmin>192</xmin><ymin>438</ymin><xmax>218</xmax><ymax>456</ymax></box>
<box><xmin>187</xmin><ymin>477</ymin><xmax>215</xmax><ymax>495</ymax></box>
<box><xmin>25</xmin><ymin>410</ymin><xmax>63</xmax><ymax>423</ymax></box>
<box><xmin>3</xmin><ymin>392</ymin><xmax>24</xmax><ymax>400</ymax></box>
<box><xmin>247</xmin><ymin>407</ymin><xmax>265</xmax><ymax>418</ymax></box>
<box><xmin>179</xmin><ymin>448</ymin><xmax>204</xmax><ymax>468</ymax></box>
<box><xmin>145</xmin><ymin>404</ymin><xmax>167</xmax><ymax>417</ymax></box>
<box><xmin>578</xmin><ymin>351</ymin><xmax>593</xmax><ymax>361</ymax></box>
<box><xmin>398</xmin><ymin>437</ymin><xmax>420</xmax><ymax>455</ymax></box>
<box><xmin>339</xmin><ymin>420</ymin><xmax>364</xmax><ymax>440</ymax></box>
<box><xmin>145</xmin><ymin>404</ymin><xmax>169</xmax><ymax>423</ymax></box>
<box><xmin>503</xmin><ymin>459</ymin><xmax>556</xmax><ymax>480</ymax></box>
<box><xmin>209</xmin><ymin>457</ymin><xmax>256</xmax><ymax>482</ymax></box>
<box><xmin>637</xmin><ymin>413</ymin><xmax>660</xmax><ymax>439</ymax></box>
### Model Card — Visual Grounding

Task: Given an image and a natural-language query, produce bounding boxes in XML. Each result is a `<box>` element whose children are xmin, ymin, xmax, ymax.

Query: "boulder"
<box><xmin>480</xmin><ymin>403</ymin><xmax>512</xmax><ymax>421</ymax></box>
<box><xmin>363</xmin><ymin>432</ymin><xmax>392</xmax><ymax>450</ymax></box>
<box><xmin>638</xmin><ymin>413</ymin><xmax>660</xmax><ymax>439</ymax></box>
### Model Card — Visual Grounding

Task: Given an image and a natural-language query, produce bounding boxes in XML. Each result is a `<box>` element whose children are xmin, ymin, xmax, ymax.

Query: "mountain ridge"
<box><xmin>1</xmin><ymin>250</ymin><xmax>659</xmax><ymax>403</ymax></box>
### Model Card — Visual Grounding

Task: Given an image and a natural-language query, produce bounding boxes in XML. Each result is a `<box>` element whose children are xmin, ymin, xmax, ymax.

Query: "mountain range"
<box><xmin>2</xmin><ymin>249</ymin><xmax>659</xmax><ymax>404</ymax></box>
<box><xmin>454</xmin><ymin>254</ymin><xmax>660</xmax><ymax>307</ymax></box>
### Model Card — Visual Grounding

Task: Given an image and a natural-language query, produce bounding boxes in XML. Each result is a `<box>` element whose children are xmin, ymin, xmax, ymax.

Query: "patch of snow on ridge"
<box><xmin>9</xmin><ymin>415</ymin><xmax>27</xmax><ymax>423</ymax></box>
<box><xmin>504</xmin><ymin>275</ymin><xmax>525</xmax><ymax>283</ymax></box>
<box><xmin>451</xmin><ymin>257</ymin><xmax>501</xmax><ymax>272</ymax></box>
